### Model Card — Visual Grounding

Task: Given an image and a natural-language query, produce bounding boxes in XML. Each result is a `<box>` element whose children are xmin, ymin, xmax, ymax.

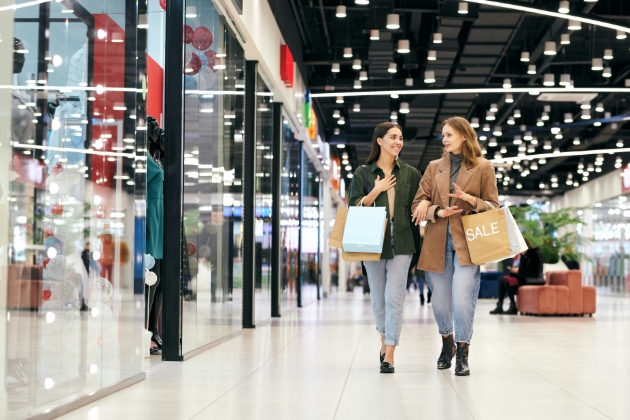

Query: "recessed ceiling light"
<box><xmin>561</xmin><ymin>33</ymin><xmax>571</xmax><ymax>44</ymax></box>
<box><xmin>352</xmin><ymin>59</ymin><xmax>361</xmax><ymax>70</ymax></box>
<box><xmin>359</xmin><ymin>71</ymin><xmax>368</xmax><ymax>81</ymax></box>
<box><xmin>336</xmin><ymin>5</ymin><xmax>346</xmax><ymax>17</ymax></box>
<box><xmin>370</xmin><ymin>29</ymin><xmax>379</xmax><ymax>40</ymax></box>
<box><xmin>568</xmin><ymin>19</ymin><xmax>581</xmax><ymax>30</ymax></box>
<box><xmin>591</xmin><ymin>58</ymin><xmax>603</xmax><ymax>70</ymax></box>
<box><xmin>604</xmin><ymin>49</ymin><xmax>613</xmax><ymax>60</ymax></box>
<box><xmin>458</xmin><ymin>2</ymin><xmax>468</xmax><ymax>14</ymax></box>
<box><xmin>424</xmin><ymin>71</ymin><xmax>435</xmax><ymax>83</ymax></box>
<box><xmin>388</xmin><ymin>62</ymin><xmax>397</xmax><ymax>73</ymax></box>
<box><xmin>343</xmin><ymin>47</ymin><xmax>352</xmax><ymax>58</ymax></box>
<box><xmin>617</xmin><ymin>30</ymin><xmax>627</xmax><ymax>40</ymax></box>
<box><xmin>520</xmin><ymin>51</ymin><xmax>530</xmax><ymax>62</ymax></box>
<box><xmin>433</xmin><ymin>33</ymin><xmax>442</xmax><ymax>44</ymax></box>
<box><xmin>505</xmin><ymin>94</ymin><xmax>513</xmax><ymax>103</ymax></box>
<box><xmin>427</xmin><ymin>50</ymin><xmax>437</xmax><ymax>61</ymax></box>
<box><xmin>331</xmin><ymin>63</ymin><xmax>340</xmax><ymax>73</ymax></box>
<box><xmin>490</xmin><ymin>103</ymin><xmax>498</xmax><ymax>112</ymax></box>
<box><xmin>503</xmin><ymin>78</ymin><xmax>511</xmax><ymax>88</ymax></box>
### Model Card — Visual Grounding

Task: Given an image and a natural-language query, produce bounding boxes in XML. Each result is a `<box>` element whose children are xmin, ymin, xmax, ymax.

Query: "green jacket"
<box><xmin>348</xmin><ymin>160</ymin><xmax>422</xmax><ymax>259</ymax></box>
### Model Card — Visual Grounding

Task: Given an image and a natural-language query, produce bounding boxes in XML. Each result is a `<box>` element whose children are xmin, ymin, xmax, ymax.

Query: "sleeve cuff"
<box><xmin>473</xmin><ymin>197</ymin><xmax>492</xmax><ymax>213</ymax></box>
<box><xmin>427</xmin><ymin>205</ymin><xmax>440</xmax><ymax>223</ymax></box>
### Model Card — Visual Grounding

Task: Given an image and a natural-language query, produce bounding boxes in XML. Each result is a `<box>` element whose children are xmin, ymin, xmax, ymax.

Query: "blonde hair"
<box><xmin>441</xmin><ymin>116</ymin><xmax>483</xmax><ymax>167</ymax></box>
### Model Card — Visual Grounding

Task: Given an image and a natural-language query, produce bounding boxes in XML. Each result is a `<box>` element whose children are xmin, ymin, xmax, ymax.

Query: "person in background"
<box><xmin>416</xmin><ymin>225</ymin><xmax>431</xmax><ymax>305</ymax></box>
<box><xmin>490</xmin><ymin>237</ymin><xmax>544</xmax><ymax>315</ymax></box>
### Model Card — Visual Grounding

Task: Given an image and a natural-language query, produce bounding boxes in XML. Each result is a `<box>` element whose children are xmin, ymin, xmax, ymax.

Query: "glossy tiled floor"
<box><xmin>59</xmin><ymin>289</ymin><xmax>630</xmax><ymax>420</ymax></box>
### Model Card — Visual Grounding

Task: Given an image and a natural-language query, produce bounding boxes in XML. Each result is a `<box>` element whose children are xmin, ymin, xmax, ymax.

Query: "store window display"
<box><xmin>280</xmin><ymin>120</ymin><xmax>300</xmax><ymax>312</ymax></box>
<box><xmin>170</xmin><ymin>0</ymin><xmax>246</xmax><ymax>353</ymax></box>
<box><xmin>1</xmin><ymin>1</ymin><xmax>145</xmax><ymax>418</ymax></box>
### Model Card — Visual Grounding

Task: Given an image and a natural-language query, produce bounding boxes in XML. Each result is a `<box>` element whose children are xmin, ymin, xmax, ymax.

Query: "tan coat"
<box><xmin>412</xmin><ymin>156</ymin><xmax>499</xmax><ymax>273</ymax></box>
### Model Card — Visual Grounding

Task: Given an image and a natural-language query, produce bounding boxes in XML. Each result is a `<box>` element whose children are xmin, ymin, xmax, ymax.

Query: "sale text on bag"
<box><xmin>466</xmin><ymin>222</ymin><xmax>500</xmax><ymax>242</ymax></box>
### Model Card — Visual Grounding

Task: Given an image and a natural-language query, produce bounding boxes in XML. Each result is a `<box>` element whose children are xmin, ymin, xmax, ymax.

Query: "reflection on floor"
<box><xmin>59</xmin><ymin>289</ymin><xmax>630</xmax><ymax>420</ymax></box>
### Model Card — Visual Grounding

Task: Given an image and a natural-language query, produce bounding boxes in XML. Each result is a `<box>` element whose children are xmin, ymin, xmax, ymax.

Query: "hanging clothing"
<box><xmin>146</xmin><ymin>154</ymin><xmax>164</xmax><ymax>259</ymax></box>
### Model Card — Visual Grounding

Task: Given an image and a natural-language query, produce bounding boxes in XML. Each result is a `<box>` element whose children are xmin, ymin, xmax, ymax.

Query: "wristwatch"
<box><xmin>433</xmin><ymin>206</ymin><xmax>441</xmax><ymax>220</ymax></box>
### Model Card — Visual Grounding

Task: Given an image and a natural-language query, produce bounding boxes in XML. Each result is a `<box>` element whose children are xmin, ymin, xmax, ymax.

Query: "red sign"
<box><xmin>280</xmin><ymin>45</ymin><xmax>294</xmax><ymax>88</ymax></box>
<box><xmin>622</xmin><ymin>164</ymin><xmax>630</xmax><ymax>193</ymax></box>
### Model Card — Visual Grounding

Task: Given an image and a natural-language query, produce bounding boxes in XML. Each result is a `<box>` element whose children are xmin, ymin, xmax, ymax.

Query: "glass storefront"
<box><xmin>1</xmin><ymin>1</ymin><xmax>144</xmax><ymax>417</ymax></box>
<box><xmin>301</xmin><ymin>156</ymin><xmax>321</xmax><ymax>305</ymax></box>
<box><xmin>581</xmin><ymin>196</ymin><xmax>630</xmax><ymax>296</ymax></box>
<box><xmin>253</xmin><ymin>74</ymin><xmax>273</xmax><ymax>324</ymax></box>
<box><xmin>178</xmin><ymin>0</ymin><xmax>245</xmax><ymax>353</ymax></box>
<box><xmin>280</xmin><ymin>119</ymin><xmax>299</xmax><ymax>312</ymax></box>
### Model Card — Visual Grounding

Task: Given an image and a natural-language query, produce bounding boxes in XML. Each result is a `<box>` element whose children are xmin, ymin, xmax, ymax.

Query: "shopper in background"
<box><xmin>491</xmin><ymin>237</ymin><xmax>544</xmax><ymax>315</ymax></box>
<box><xmin>416</xmin><ymin>225</ymin><xmax>431</xmax><ymax>305</ymax></box>
<box><xmin>348</xmin><ymin>122</ymin><xmax>422</xmax><ymax>374</ymax></box>
<box><xmin>411</xmin><ymin>116</ymin><xmax>499</xmax><ymax>376</ymax></box>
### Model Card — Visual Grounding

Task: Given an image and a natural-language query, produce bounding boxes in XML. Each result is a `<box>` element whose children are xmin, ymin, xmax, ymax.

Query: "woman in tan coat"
<box><xmin>411</xmin><ymin>116</ymin><xmax>499</xmax><ymax>376</ymax></box>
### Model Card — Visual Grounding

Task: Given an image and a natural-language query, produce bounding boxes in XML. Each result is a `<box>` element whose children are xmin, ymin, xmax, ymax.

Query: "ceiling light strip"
<box><xmin>491</xmin><ymin>148</ymin><xmax>630</xmax><ymax>164</ymax></box>
<box><xmin>464</xmin><ymin>0</ymin><xmax>630</xmax><ymax>34</ymax></box>
<box><xmin>11</xmin><ymin>142</ymin><xmax>136</xmax><ymax>158</ymax></box>
<box><xmin>311</xmin><ymin>87</ymin><xmax>630</xmax><ymax>98</ymax></box>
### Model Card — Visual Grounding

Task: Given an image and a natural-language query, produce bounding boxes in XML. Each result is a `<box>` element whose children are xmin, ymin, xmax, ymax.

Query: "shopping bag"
<box><xmin>461</xmin><ymin>207</ymin><xmax>511</xmax><ymax>265</ymax></box>
<box><xmin>503</xmin><ymin>206</ymin><xmax>528</xmax><ymax>257</ymax></box>
<box><xmin>342</xmin><ymin>206</ymin><xmax>388</xmax><ymax>253</ymax></box>
<box><xmin>341</xmin><ymin>249</ymin><xmax>382</xmax><ymax>262</ymax></box>
<box><xmin>328</xmin><ymin>207</ymin><xmax>348</xmax><ymax>249</ymax></box>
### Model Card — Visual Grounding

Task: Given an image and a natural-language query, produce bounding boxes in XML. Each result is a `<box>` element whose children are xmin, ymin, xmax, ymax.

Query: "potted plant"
<box><xmin>509</xmin><ymin>205</ymin><xmax>585</xmax><ymax>264</ymax></box>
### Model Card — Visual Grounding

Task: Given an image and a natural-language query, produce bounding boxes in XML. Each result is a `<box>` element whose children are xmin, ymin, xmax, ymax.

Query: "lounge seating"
<box><xmin>517</xmin><ymin>270</ymin><xmax>596</xmax><ymax>316</ymax></box>
<box><xmin>6</xmin><ymin>265</ymin><xmax>43</xmax><ymax>310</ymax></box>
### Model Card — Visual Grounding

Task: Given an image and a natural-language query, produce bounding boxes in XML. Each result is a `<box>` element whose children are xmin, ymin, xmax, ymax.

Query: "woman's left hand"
<box><xmin>448</xmin><ymin>182</ymin><xmax>474</xmax><ymax>204</ymax></box>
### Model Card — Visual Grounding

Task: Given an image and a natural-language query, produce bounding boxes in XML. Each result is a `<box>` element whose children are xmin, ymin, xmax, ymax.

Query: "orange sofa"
<box><xmin>517</xmin><ymin>270</ymin><xmax>596</xmax><ymax>316</ymax></box>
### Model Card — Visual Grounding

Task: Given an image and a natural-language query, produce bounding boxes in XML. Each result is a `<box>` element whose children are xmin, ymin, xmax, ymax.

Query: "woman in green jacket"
<box><xmin>348</xmin><ymin>122</ymin><xmax>422</xmax><ymax>373</ymax></box>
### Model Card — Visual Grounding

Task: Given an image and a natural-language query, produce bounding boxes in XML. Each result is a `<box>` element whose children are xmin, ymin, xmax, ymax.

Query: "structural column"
<box><xmin>271</xmin><ymin>102</ymin><xmax>283</xmax><ymax>317</ymax></box>
<box><xmin>162</xmin><ymin>0</ymin><xmax>184</xmax><ymax>361</ymax></box>
<box><xmin>321</xmin><ymin>180</ymin><xmax>331</xmax><ymax>298</ymax></box>
<box><xmin>242</xmin><ymin>61</ymin><xmax>258</xmax><ymax>328</ymax></box>
<box><xmin>296</xmin><ymin>142</ymin><xmax>303</xmax><ymax>308</ymax></box>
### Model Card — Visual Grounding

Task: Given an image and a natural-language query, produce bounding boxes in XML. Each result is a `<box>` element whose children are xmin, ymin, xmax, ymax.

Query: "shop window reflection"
<box><xmin>180</xmin><ymin>0</ymin><xmax>245</xmax><ymax>353</ymax></box>
<box><xmin>280</xmin><ymin>119</ymin><xmax>299</xmax><ymax>312</ymax></box>
<box><xmin>301</xmin><ymin>156</ymin><xmax>321</xmax><ymax>305</ymax></box>
<box><xmin>254</xmin><ymin>74</ymin><xmax>273</xmax><ymax>324</ymax></box>
<box><xmin>3</xmin><ymin>0</ymin><xmax>142</xmax><ymax>418</ymax></box>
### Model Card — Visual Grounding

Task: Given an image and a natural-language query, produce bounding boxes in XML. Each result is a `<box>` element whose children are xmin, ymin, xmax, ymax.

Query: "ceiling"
<box><xmin>284</xmin><ymin>0</ymin><xmax>630</xmax><ymax>197</ymax></box>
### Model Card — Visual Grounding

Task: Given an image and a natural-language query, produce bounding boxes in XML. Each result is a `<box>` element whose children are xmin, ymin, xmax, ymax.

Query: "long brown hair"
<box><xmin>441</xmin><ymin>116</ymin><xmax>483</xmax><ymax>167</ymax></box>
<box><xmin>365</xmin><ymin>122</ymin><xmax>403</xmax><ymax>164</ymax></box>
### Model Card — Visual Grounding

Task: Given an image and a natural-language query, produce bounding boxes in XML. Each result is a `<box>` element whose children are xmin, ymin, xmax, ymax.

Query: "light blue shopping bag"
<box><xmin>342</xmin><ymin>206</ymin><xmax>388</xmax><ymax>253</ymax></box>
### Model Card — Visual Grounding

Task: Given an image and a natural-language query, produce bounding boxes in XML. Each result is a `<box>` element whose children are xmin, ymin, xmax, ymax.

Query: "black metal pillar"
<box><xmin>296</xmin><ymin>142</ymin><xmax>303</xmax><ymax>308</ymax></box>
<box><xmin>242</xmin><ymin>61</ymin><xmax>258</xmax><ymax>328</ymax></box>
<box><xmin>162</xmin><ymin>0</ymin><xmax>184</xmax><ymax>361</ymax></box>
<box><xmin>271</xmin><ymin>102</ymin><xmax>283</xmax><ymax>317</ymax></box>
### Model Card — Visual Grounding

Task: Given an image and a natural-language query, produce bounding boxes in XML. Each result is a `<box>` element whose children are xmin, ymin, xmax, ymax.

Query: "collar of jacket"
<box><xmin>368</xmin><ymin>158</ymin><xmax>401</xmax><ymax>173</ymax></box>
<box><xmin>436</xmin><ymin>155</ymin><xmax>474</xmax><ymax>209</ymax></box>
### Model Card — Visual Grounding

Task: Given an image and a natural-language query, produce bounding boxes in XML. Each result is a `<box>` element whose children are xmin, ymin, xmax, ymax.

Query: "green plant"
<box><xmin>509</xmin><ymin>205</ymin><xmax>585</xmax><ymax>264</ymax></box>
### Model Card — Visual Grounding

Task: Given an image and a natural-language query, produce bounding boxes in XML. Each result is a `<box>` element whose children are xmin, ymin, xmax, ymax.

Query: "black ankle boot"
<box><xmin>504</xmin><ymin>302</ymin><xmax>517</xmax><ymax>315</ymax></box>
<box><xmin>489</xmin><ymin>302</ymin><xmax>504</xmax><ymax>315</ymax></box>
<box><xmin>420</xmin><ymin>294</ymin><xmax>425</xmax><ymax>305</ymax></box>
<box><xmin>455</xmin><ymin>343</ymin><xmax>470</xmax><ymax>376</ymax></box>
<box><xmin>437</xmin><ymin>335</ymin><xmax>456</xmax><ymax>369</ymax></box>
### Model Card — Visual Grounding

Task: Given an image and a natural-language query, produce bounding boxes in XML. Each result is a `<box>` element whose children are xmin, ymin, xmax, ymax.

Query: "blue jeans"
<box><xmin>426</xmin><ymin>225</ymin><xmax>480</xmax><ymax>344</ymax></box>
<box><xmin>363</xmin><ymin>250</ymin><xmax>413</xmax><ymax>346</ymax></box>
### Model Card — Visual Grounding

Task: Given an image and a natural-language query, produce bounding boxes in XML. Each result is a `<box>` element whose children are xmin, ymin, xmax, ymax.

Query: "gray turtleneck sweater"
<box><xmin>449</xmin><ymin>153</ymin><xmax>461</xmax><ymax>204</ymax></box>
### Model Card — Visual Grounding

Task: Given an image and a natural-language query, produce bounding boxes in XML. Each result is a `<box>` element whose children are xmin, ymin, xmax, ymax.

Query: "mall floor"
<box><xmin>59</xmin><ymin>289</ymin><xmax>630</xmax><ymax>420</ymax></box>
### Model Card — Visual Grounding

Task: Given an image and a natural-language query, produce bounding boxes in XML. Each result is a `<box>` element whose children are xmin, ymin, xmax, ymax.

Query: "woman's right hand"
<box><xmin>437</xmin><ymin>206</ymin><xmax>460</xmax><ymax>218</ymax></box>
<box><xmin>374</xmin><ymin>174</ymin><xmax>396</xmax><ymax>193</ymax></box>
<box><xmin>412</xmin><ymin>200</ymin><xmax>431</xmax><ymax>225</ymax></box>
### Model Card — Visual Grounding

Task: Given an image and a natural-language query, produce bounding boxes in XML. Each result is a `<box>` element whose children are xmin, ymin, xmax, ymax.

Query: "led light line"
<box><xmin>464</xmin><ymin>0</ymin><xmax>630</xmax><ymax>34</ymax></box>
<box><xmin>490</xmin><ymin>148</ymin><xmax>630</xmax><ymax>164</ymax></box>
<box><xmin>12</xmin><ymin>143</ymin><xmax>135</xmax><ymax>159</ymax></box>
<box><xmin>494</xmin><ymin>114</ymin><xmax>630</xmax><ymax>136</ymax></box>
<box><xmin>311</xmin><ymin>87</ymin><xmax>630</xmax><ymax>98</ymax></box>
<box><xmin>0</xmin><ymin>0</ymin><xmax>51</xmax><ymax>12</ymax></box>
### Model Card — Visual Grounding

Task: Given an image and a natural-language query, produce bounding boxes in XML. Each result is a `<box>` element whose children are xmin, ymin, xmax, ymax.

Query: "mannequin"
<box><xmin>146</xmin><ymin>116</ymin><xmax>164</xmax><ymax>353</ymax></box>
